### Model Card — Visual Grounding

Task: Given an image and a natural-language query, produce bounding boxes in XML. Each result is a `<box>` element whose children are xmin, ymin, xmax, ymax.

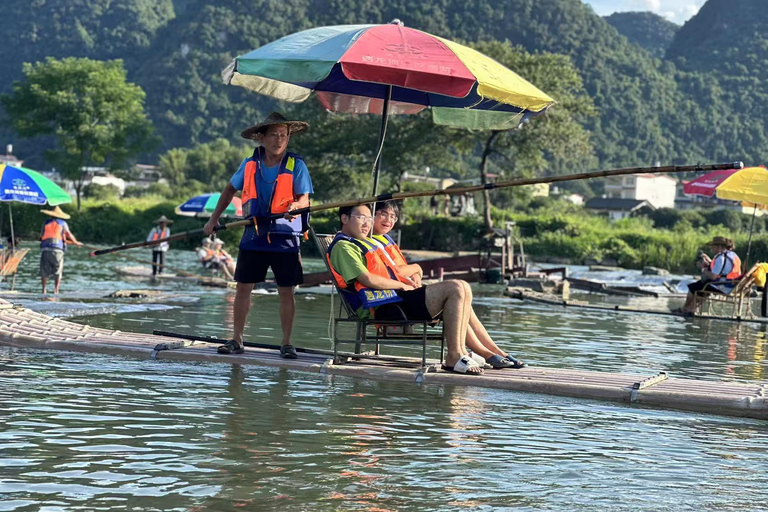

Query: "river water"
<box><xmin>1</xmin><ymin>247</ymin><xmax>767</xmax><ymax>511</ymax></box>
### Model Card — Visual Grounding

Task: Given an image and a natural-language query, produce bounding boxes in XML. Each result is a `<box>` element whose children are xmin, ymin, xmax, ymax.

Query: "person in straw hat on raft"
<box><xmin>39</xmin><ymin>205</ymin><xmax>83</xmax><ymax>294</ymax></box>
<box><xmin>147</xmin><ymin>215</ymin><xmax>173</xmax><ymax>276</ymax></box>
<box><xmin>204</xmin><ymin>112</ymin><xmax>313</xmax><ymax>358</ymax></box>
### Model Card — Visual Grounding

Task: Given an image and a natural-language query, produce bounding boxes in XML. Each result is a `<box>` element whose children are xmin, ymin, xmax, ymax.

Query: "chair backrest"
<box><xmin>309</xmin><ymin>227</ymin><xmax>359</xmax><ymax>319</ymax></box>
<box><xmin>731</xmin><ymin>263</ymin><xmax>761</xmax><ymax>296</ymax></box>
<box><xmin>0</xmin><ymin>249</ymin><xmax>29</xmax><ymax>277</ymax></box>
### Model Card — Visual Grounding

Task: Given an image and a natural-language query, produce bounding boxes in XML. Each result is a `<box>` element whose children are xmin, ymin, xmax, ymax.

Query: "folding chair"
<box><xmin>311</xmin><ymin>228</ymin><xmax>444</xmax><ymax>368</ymax></box>
<box><xmin>693</xmin><ymin>263</ymin><xmax>760</xmax><ymax>318</ymax></box>
<box><xmin>0</xmin><ymin>248</ymin><xmax>29</xmax><ymax>291</ymax></box>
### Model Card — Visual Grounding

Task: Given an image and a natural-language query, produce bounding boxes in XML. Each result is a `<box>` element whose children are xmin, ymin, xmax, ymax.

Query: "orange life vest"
<box><xmin>151</xmin><ymin>227</ymin><xmax>170</xmax><ymax>241</ymax></box>
<box><xmin>40</xmin><ymin>219</ymin><xmax>66</xmax><ymax>250</ymax></box>
<box><xmin>241</xmin><ymin>146</ymin><xmax>308</xmax><ymax>238</ymax></box>
<box><xmin>326</xmin><ymin>233</ymin><xmax>410</xmax><ymax>312</ymax></box>
<box><xmin>710</xmin><ymin>250</ymin><xmax>741</xmax><ymax>280</ymax></box>
<box><xmin>200</xmin><ymin>248</ymin><xmax>215</xmax><ymax>262</ymax></box>
<box><xmin>372</xmin><ymin>234</ymin><xmax>407</xmax><ymax>266</ymax></box>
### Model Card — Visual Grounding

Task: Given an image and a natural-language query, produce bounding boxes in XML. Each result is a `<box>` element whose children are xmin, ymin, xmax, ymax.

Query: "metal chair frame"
<box><xmin>693</xmin><ymin>263</ymin><xmax>760</xmax><ymax>318</ymax></box>
<box><xmin>311</xmin><ymin>228</ymin><xmax>444</xmax><ymax>368</ymax></box>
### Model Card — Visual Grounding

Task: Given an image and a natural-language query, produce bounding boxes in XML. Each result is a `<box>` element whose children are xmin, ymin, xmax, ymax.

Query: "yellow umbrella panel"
<box><xmin>716</xmin><ymin>166</ymin><xmax>768</xmax><ymax>205</ymax></box>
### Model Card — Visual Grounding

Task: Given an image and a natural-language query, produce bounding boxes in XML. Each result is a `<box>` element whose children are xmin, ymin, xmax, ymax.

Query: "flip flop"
<box><xmin>217</xmin><ymin>340</ymin><xmax>244</xmax><ymax>354</ymax></box>
<box><xmin>442</xmin><ymin>355</ymin><xmax>484</xmax><ymax>375</ymax></box>
<box><xmin>501</xmin><ymin>354</ymin><xmax>527</xmax><ymax>369</ymax></box>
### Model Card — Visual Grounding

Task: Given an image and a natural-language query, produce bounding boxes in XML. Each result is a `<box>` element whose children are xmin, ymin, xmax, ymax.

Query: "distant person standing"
<box><xmin>147</xmin><ymin>215</ymin><xmax>172</xmax><ymax>276</ymax></box>
<box><xmin>39</xmin><ymin>205</ymin><xmax>82</xmax><ymax>294</ymax></box>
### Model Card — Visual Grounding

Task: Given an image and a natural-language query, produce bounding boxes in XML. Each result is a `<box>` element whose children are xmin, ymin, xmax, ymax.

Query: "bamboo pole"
<box><xmin>91</xmin><ymin>161</ymin><xmax>742</xmax><ymax>256</ymax></box>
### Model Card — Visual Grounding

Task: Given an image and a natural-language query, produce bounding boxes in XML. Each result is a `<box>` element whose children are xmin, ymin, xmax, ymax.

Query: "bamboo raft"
<box><xmin>505</xmin><ymin>287</ymin><xmax>768</xmax><ymax>325</ymax></box>
<box><xmin>0</xmin><ymin>298</ymin><xmax>766</xmax><ymax>420</ymax></box>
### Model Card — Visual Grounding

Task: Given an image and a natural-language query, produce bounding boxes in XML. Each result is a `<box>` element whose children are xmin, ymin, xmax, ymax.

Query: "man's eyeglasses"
<box><xmin>348</xmin><ymin>214</ymin><xmax>373</xmax><ymax>223</ymax></box>
<box><xmin>375</xmin><ymin>211</ymin><xmax>398</xmax><ymax>222</ymax></box>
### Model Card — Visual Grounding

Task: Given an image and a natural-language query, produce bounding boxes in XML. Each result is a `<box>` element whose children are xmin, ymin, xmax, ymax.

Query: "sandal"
<box><xmin>442</xmin><ymin>355</ymin><xmax>484</xmax><ymax>375</ymax></box>
<box><xmin>217</xmin><ymin>340</ymin><xmax>244</xmax><ymax>354</ymax></box>
<box><xmin>501</xmin><ymin>354</ymin><xmax>527</xmax><ymax>369</ymax></box>
<box><xmin>280</xmin><ymin>344</ymin><xmax>298</xmax><ymax>359</ymax></box>
<box><xmin>467</xmin><ymin>351</ymin><xmax>492</xmax><ymax>369</ymax></box>
<box><xmin>486</xmin><ymin>354</ymin><xmax>516</xmax><ymax>369</ymax></box>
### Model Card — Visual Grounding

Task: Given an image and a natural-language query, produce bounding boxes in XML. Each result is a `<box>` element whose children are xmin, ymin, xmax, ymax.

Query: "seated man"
<box><xmin>371</xmin><ymin>200</ymin><xmax>525</xmax><ymax>369</ymax></box>
<box><xmin>677</xmin><ymin>236</ymin><xmax>742</xmax><ymax>314</ymax></box>
<box><xmin>329</xmin><ymin>204</ymin><xmax>484</xmax><ymax>375</ymax></box>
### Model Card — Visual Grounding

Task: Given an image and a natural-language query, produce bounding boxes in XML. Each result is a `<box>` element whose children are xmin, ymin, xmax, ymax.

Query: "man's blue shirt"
<box><xmin>230</xmin><ymin>155</ymin><xmax>313</xmax><ymax>252</ymax></box>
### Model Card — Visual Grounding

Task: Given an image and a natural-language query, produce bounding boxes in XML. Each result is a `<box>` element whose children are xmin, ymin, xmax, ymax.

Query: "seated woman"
<box><xmin>370</xmin><ymin>200</ymin><xmax>526</xmax><ymax>369</ymax></box>
<box><xmin>213</xmin><ymin>238</ymin><xmax>236</xmax><ymax>280</ymax></box>
<box><xmin>676</xmin><ymin>236</ymin><xmax>742</xmax><ymax>314</ymax></box>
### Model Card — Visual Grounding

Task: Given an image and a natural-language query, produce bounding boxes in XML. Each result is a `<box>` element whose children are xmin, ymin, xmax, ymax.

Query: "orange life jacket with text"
<box><xmin>241</xmin><ymin>146</ymin><xmax>308</xmax><ymax>238</ymax></box>
<box><xmin>40</xmin><ymin>219</ymin><xmax>66</xmax><ymax>250</ymax></box>
<box><xmin>326</xmin><ymin>233</ymin><xmax>410</xmax><ymax>312</ymax></box>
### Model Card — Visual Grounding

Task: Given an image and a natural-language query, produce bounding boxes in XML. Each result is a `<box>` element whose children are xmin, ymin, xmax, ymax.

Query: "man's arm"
<box><xmin>357</xmin><ymin>271</ymin><xmax>414</xmax><ymax>291</ymax></box>
<box><xmin>64</xmin><ymin>228</ymin><xmax>82</xmax><ymax>246</ymax></box>
<box><xmin>204</xmin><ymin>183</ymin><xmax>237</xmax><ymax>235</ymax></box>
<box><xmin>703</xmin><ymin>255</ymin><xmax>726</xmax><ymax>280</ymax></box>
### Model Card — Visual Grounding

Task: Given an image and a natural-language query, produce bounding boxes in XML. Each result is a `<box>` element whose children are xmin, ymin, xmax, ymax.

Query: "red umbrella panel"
<box><xmin>682</xmin><ymin>168</ymin><xmax>740</xmax><ymax>197</ymax></box>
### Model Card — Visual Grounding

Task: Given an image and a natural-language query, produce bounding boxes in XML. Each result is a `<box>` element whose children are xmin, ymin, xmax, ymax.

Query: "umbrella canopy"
<box><xmin>0</xmin><ymin>164</ymin><xmax>71</xmax><ymax>206</ymax></box>
<box><xmin>716</xmin><ymin>166</ymin><xmax>768</xmax><ymax>204</ymax></box>
<box><xmin>683</xmin><ymin>168</ymin><xmax>741</xmax><ymax>197</ymax></box>
<box><xmin>222</xmin><ymin>22</ymin><xmax>555</xmax><ymax>131</ymax></box>
<box><xmin>175</xmin><ymin>193</ymin><xmax>242</xmax><ymax>218</ymax></box>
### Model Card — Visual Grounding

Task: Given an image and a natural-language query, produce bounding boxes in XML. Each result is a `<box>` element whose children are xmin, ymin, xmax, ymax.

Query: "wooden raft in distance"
<box><xmin>0</xmin><ymin>298</ymin><xmax>765</xmax><ymax>420</ymax></box>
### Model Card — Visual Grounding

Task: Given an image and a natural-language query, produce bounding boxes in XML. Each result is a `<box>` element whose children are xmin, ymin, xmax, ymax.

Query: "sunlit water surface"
<box><xmin>1</xmin><ymin>247</ymin><xmax>767</xmax><ymax>511</ymax></box>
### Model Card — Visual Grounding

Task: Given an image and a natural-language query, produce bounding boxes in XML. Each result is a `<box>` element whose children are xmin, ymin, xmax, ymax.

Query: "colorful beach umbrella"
<box><xmin>716</xmin><ymin>166</ymin><xmax>768</xmax><ymax>268</ymax></box>
<box><xmin>222</xmin><ymin>21</ymin><xmax>555</xmax><ymax>194</ymax></box>
<box><xmin>0</xmin><ymin>163</ymin><xmax>71</xmax><ymax>206</ymax></box>
<box><xmin>175</xmin><ymin>193</ymin><xmax>242</xmax><ymax>218</ymax></box>
<box><xmin>716</xmin><ymin>166</ymin><xmax>768</xmax><ymax>205</ymax></box>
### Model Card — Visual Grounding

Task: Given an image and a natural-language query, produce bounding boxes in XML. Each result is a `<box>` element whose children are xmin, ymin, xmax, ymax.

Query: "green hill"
<box><xmin>1</xmin><ymin>0</ymin><xmax>765</xmax><ymax>172</ymax></box>
<box><xmin>605</xmin><ymin>11</ymin><xmax>679</xmax><ymax>58</ymax></box>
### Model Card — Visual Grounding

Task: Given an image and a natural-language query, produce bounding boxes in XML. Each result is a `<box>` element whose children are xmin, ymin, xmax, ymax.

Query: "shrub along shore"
<box><xmin>6</xmin><ymin>197</ymin><xmax>766</xmax><ymax>274</ymax></box>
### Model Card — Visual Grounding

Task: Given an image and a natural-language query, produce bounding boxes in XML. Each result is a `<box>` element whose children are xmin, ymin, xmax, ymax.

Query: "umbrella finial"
<box><xmin>390</xmin><ymin>18</ymin><xmax>404</xmax><ymax>26</ymax></box>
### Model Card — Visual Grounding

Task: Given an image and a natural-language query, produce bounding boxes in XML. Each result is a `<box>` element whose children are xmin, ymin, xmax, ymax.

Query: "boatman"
<box><xmin>327</xmin><ymin>203</ymin><xmax>486</xmax><ymax>375</ymax></box>
<box><xmin>204</xmin><ymin>112</ymin><xmax>313</xmax><ymax>358</ymax></box>
<box><xmin>147</xmin><ymin>215</ymin><xmax>173</xmax><ymax>276</ymax></box>
<box><xmin>39</xmin><ymin>205</ymin><xmax>82</xmax><ymax>294</ymax></box>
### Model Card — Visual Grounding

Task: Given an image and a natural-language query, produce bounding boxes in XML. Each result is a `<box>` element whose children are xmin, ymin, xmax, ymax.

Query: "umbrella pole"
<box><xmin>745</xmin><ymin>205</ymin><xmax>757</xmax><ymax>270</ymax></box>
<box><xmin>8</xmin><ymin>204</ymin><xmax>15</xmax><ymax>253</ymax></box>
<box><xmin>371</xmin><ymin>85</ymin><xmax>392</xmax><ymax>196</ymax></box>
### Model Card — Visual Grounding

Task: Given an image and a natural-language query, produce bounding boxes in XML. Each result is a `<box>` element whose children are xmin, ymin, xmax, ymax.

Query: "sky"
<box><xmin>584</xmin><ymin>0</ymin><xmax>707</xmax><ymax>24</ymax></box>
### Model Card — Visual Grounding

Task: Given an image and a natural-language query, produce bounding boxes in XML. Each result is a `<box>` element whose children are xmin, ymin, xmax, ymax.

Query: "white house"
<box><xmin>585</xmin><ymin>197</ymin><xmax>655</xmax><ymax>221</ymax></box>
<box><xmin>604</xmin><ymin>173</ymin><xmax>676</xmax><ymax>208</ymax></box>
<box><xmin>0</xmin><ymin>145</ymin><xmax>23</xmax><ymax>167</ymax></box>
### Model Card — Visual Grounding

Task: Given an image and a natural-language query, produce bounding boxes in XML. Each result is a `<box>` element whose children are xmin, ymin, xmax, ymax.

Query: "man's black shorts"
<box><xmin>375</xmin><ymin>286</ymin><xmax>433</xmax><ymax>321</ymax></box>
<box><xmin>234</xmin><ymin>250</ymin><xmax>303</xmax><ymax>287</ymax></box>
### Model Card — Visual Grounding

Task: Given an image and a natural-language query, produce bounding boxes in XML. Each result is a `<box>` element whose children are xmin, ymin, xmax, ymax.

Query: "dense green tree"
<box><xmin>157</xmin><ymin>138</ymin><xmax>251</xmax><ymax>191</ymax></box>
<box><xmin>1</xmin><ymin>57</ymin><xmax>157</xmax><ymax>209</ymax></box>
<box><xmin>449</xmin><ymin>42</ymin><xmax>597</xmax><ymax>229</ymax></box>
<box><xmin>605</xmin><ymin>12</ymin><xmax>679</xmax><ymax>59</ymax></box>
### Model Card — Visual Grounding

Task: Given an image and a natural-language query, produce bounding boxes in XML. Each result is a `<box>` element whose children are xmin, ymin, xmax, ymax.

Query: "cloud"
<box><xmin>587</xmin><ymin>0</ymin><xmax>705</xmax><ymax>24</ymax></box>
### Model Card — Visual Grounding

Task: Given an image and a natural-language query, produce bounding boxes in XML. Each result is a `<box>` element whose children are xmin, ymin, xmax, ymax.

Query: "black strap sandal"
<box><xmin>217</xmin><ymin>340</ymin><xmax>244</xmax><ymax>354</ymax></box>
<box><xmin>280</xmin><ymin>344</ymin><xmax>298</xmax><ymax>359</ymax></box>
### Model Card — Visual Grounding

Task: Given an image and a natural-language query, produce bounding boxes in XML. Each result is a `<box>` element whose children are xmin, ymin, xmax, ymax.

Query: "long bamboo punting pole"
<box><xmin>91</xmin><ymin>161</ymin><xmax>742</xmax><ymax>256</ymax></box>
